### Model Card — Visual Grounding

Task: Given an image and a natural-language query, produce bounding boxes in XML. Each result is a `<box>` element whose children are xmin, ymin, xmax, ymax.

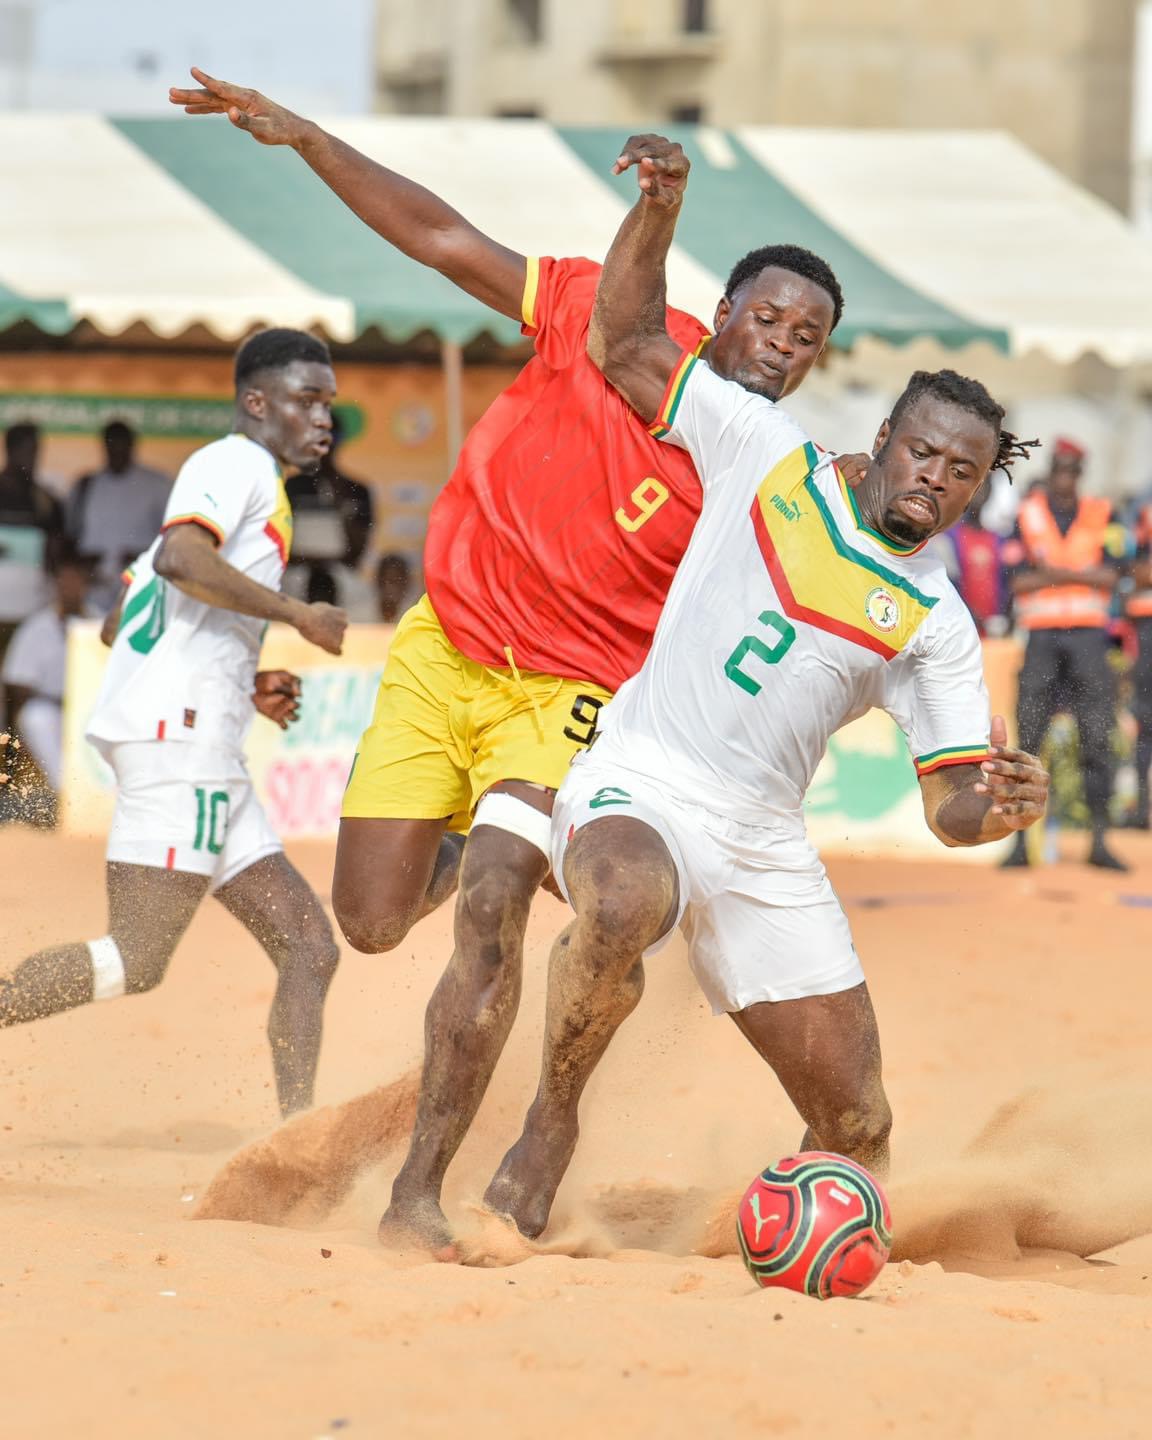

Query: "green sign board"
<box><xmin>0</xmin><ymin>393</ymin><xmax>364</xmax><ymax>440</ymax></box>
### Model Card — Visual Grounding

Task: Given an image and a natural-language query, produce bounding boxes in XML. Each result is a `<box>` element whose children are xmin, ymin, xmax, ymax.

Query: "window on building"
<box><xmin>496</xmin><ymin>106</ymin><xmax>541</xmax><ymax>119</ymax></box>
<box><xmin>387</xmin><ymin>79</ymin><xmax>447</xmax><ymax>115</ymax></box>
<box><xmin>670</xmin><ymin>103</ymin><xmax>704</xmax><ymax>125</ymax></box>
<box><xmin>682</xmin><ymin>0</ymin><xmax>709</xmax><ymax>33</ymax></box>
<box><xmin>507</xmin><ymin>0</ymin><xmax>544</xmax><ymax>44</ymax></box>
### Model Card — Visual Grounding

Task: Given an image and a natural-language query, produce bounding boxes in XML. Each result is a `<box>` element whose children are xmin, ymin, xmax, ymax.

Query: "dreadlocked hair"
<box><xmin>889</xmin><ymin>369</ymin><xmax>1040</xmax><ymax>479</ymax></box>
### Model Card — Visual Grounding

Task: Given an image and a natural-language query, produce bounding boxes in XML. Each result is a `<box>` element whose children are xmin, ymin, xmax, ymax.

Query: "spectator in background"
<box><xmin>375</xmin><ymin>552</ymin><xmax>412</xmax><ymax>624</ymax></box>
<box><xmin>285</xmin><ymin>411</ymin><xmax>374</xmax><ymax>610</ymax></box>
<box><xmin>1124</xmin><ymin>498</ymin><xmax>1152</xmax><ymax>827</ymax></box>
<box><xmin>67</xmin><ymin>420</ymin><xmax>170</xmax><ymax>610</ymax></box>
<box><xmin>0</xmin><ymin>423</ymin><xmax>64</xmax><ymax>677</ymax></box>
<box><xmin>936</xmin><ymin>486</ymin><xmax>1007</xmax><ymax>636</ymax></box>
<box><xmin>1001</xmin><ymin>438</ymin><xmax>1128</xmax><ymax>869</ymax></box>
<box><xmin>1</xmin><ymin>545</ymin><xmax>97</xmax><ymax>794</ymax></box>
<box><xmin>305</xmin><ymin>564</ymin><xmax>339</xmax><ymax>607</ymax></box>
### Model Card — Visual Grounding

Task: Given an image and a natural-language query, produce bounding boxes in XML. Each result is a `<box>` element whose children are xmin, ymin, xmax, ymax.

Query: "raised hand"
<box><xmin>974</xmin><ymin>714</ymin><xmax>1049</xmax><ymax>829</ymax></box>
<box><xmin>612</xmin><ymin>134</ymin><xmax>690</xmax><ymax>208</ymax></box>
<box><xmin>253</xmin><ymin>670</ymin><xmax>302</xmax><ymax>730</ymax></box>
<box><xmin>168</xmin><ymin>68</ymin><xmax>306</xmax><ymax>147</ymax></box>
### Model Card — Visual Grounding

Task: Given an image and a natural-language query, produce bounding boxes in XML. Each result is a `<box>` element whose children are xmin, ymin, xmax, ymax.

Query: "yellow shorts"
<box><xmin>342</xmin><ymin>595</ymin><xmax>613</xmax><ymax>825</ymax></box>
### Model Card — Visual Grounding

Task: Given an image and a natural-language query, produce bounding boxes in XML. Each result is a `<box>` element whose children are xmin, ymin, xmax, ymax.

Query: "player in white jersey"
<box><xmin>0</xmin><ymin>329</ymin><xmax>349</xmax><ymax>1117</ymax></box>
<box><xmin>484</xmin><ymin>145</ymin><xmax>1049</xmax><ymax>1239</ymax></box>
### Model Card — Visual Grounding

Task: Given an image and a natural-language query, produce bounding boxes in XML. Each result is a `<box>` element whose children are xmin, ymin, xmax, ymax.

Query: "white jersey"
<box><xmin>86</xmin><ymin>434</ymin><xmax>293</xmax><ymax>756</ymax></box>
<box><xmin>591</xmin><ymin>356</ymin><xmax>991</xmax><ymax>827</ymax></box>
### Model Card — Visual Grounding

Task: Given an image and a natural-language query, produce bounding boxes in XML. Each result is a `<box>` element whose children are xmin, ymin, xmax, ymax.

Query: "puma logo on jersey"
<box><xmin>770</xmin><ymin>494</ymin><xmax>803</xmax><ymax>523</ymax></box>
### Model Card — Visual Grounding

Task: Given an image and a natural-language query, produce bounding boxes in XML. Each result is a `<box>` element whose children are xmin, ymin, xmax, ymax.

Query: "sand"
<box><xmin>3</xmin><ymin>830</ymin><xmax>1152</xmax><ymax>1439</ymax></box>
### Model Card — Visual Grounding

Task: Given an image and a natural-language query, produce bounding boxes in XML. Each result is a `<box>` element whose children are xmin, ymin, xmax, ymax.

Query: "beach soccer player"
<box><xmin>169</xmin><ymin>70</ymin><xmax>865</xmax><ymax>1251</ymax></box>
<box><xmin>0</xmin><ymin>329</ymin><xmax>348</xmax><ymax>1117</ymax></box>
<box><xmin>485</xmin><ymin>145</ymin><xmax>1050</xmax><ymax>1239</ymax></box>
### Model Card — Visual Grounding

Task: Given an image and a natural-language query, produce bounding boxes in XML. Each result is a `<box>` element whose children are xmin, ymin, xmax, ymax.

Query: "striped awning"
<box><xmin>3</xmin><ymin>115</ymin><xmax>1152</xmax><ymax>362</ymax></box>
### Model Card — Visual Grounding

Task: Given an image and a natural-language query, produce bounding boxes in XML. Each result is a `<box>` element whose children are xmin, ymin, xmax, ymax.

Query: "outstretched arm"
<box><xmin>919</xmin><ymin>715</ymin><xmax>1048</xmax><ymax>847</ymax></box>
<box><xmin>587</xmin><ymin>138</ymin><xmax>692</xmax><ymax>420</ymax></box>
<box><xmin>169</xmin><ymin>69</ymin><xmax>526</xmax><ymax>319</ymax></box>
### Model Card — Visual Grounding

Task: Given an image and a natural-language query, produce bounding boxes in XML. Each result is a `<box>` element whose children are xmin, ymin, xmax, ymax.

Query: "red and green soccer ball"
<box><xmin>737</xmin><ymin>1151</ymin><xmax>893</xmax><ymax>1300</ymax></box>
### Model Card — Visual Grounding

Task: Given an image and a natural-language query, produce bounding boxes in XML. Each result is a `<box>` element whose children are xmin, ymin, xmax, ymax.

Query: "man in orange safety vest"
<box><xmin>1124</xmin><ymin>497</ymin><xmax>1152</xmax><ymax>827</ymax></box>
<box><xmin>1002</xmin><ymin>439</ymin><xmax>1128</xmax><ymax>869</ymax></box>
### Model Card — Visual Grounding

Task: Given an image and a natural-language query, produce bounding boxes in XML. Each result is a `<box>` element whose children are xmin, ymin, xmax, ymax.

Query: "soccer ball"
<box><xmin>737</xmin><ymin>1151</ymin><xmax>892</xmax><ymax>1300</ymax></box>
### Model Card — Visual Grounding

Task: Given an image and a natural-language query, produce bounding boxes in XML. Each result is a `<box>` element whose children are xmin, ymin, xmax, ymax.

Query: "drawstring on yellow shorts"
<box><xmin>502</xmin><ymin>645</ymin><xmax>564</xmax><ymax>738</ymax></box>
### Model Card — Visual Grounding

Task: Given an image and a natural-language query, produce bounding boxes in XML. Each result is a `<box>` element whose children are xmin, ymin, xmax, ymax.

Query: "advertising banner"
<box><xmin>63</xmin><ymin>625</ymin><xmax>1021</xmax><ymax>860</ymax></box>
<box><xmin>62</xmin><ymin>621</ymin><xmax>391</xmax><ymax>839</ymax></box>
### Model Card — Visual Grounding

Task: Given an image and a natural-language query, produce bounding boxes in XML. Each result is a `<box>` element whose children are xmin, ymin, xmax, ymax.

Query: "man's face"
<box><xmin>377</xmin><ymin>562</ymin><xmax>409</xmax><ymax>620</ymax></box>
<box><xmin>709</xmin><ymin>267</ymin><xmax>835</xmax><ymax>401</ymax></box>
<box><xmin>868</xmin><ymin>397</ymin><xmax>998</xmax><ymax>546</ymax></box>
<box><xmin>104</xmin><ymin>429</ymin><xmax>134</xmax><ymax>473</ymax></box>
<box><xmin>55</xmin><ymin>563</ymin><xmax>89</xmax><ymax>615</ymax></box>
<box><xmin>244</xmin><ymin>360</ymin><xmax>336</xmax><ymax>470</ymax></box>
<box><xmin>1047</xmin><ymin>455</ymin><xmax>1082</xmax><ymax>504</ymax></box>
<box><xmin>7</xmin><ymin>433</ymin><xmax>37</xmax><ymax>475</ymax></box>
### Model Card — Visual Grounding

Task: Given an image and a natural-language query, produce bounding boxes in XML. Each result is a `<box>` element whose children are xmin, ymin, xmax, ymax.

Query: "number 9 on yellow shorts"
<box><xmin>342</xmin><ymin>596</ymin><xmax>613</xmax><ymax>824</ymax></box>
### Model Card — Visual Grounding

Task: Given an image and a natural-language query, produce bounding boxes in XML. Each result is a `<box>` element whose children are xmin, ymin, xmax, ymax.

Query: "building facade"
<box><xmin>375</xmin><ymin>0</ymin><xmax>1138</xmax><ymax>211</ymax></box>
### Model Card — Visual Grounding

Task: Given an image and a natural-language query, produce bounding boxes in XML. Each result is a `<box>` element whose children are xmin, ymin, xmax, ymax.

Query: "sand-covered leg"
<box><xmin>380</xmin><ymin>824</ymin><xmax>546</xmax><ymax>1255</ymax></box>
<box><xmin>484</xmin><ymin>817</ymin><xmax>676</xmax><ymax>1238</ymax></box>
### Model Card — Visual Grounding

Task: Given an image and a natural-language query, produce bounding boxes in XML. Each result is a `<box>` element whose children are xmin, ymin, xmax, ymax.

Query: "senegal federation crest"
<box><xmin>865</xmin><ymin>586</ymin><xmax>900</xmax><ymax>633</ymax></box>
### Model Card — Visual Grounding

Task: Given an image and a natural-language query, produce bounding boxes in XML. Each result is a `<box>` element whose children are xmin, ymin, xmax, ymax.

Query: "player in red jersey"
<box><xmin>172</xmin><ymin>71</ymin><xmax>852</xmax><ymax>1253</ymax></box>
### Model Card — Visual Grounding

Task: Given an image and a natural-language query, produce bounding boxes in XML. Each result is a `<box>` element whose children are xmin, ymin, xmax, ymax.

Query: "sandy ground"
<box><xmin>4</xmin><ymin>830</ymin><xmax>1152</xmax><ymax>1439</ymax></box>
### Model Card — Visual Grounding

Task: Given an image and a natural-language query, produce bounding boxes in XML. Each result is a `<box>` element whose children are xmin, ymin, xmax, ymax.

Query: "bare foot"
<box><xmin>457</xmin><ymin>1204</ymin><xmax>540</xmax><ymax>1268</ymax></box>
<box><xmin>483</xmin><ymin>1117</ymin><xmax>579</xmax><ymax>1239</ymax></box>
<box><xmin>378</xmin><ymin>1195</ymin><xmax>460</xmax><ymax>1263</ymax></box>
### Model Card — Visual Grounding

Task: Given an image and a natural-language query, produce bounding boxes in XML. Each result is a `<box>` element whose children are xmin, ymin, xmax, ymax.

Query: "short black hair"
<box><xmin>5</xmin><ymin>421</ymin><xmax>38</xmax><ymax>451</ymax></box>
<box><xmin>50</xmin><ymin>539</ymin><xmax>97</xmax><ymax>576</ymax></box>
<box><xmin>889</xmin><ymin>369</ymin><xmax>1039</xmax><ymax>478</ymax></box>
<box><xmin>725</xmin><ymin>245</ymin><xmax>844</xmax><ymax>331</ymax></box>
<box><xmin>234</xmin><ymin>328</ymin><xmax>332</xmax><ymax>391</ymax></box>
<box><xmin>376</xmin><ymin>552</ymin><xmax>411</xmax><ymax>582</ymax></box>
<box><xmin>102</xmin><ymin>419</ymin><xmax>134</xmax><ymax>444</ymax></box>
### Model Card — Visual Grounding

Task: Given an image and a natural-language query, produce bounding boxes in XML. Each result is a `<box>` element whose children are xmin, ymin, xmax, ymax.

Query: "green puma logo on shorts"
<box><xmin>588</xmin><ymin>786</ymin><xmax>632</xmax><ymax>809</ymax></box>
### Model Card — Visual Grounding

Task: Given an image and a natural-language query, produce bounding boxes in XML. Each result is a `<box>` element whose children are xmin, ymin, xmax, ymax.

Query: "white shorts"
<box><xmin>103</xmin><ymin>740</ymin><xmax>281</xmax><ymax>891</ymax></box>
<box><xmin>551</xmin><ymin>756</ymin><xmax>864</xmax><ymax>1014</ymax></box>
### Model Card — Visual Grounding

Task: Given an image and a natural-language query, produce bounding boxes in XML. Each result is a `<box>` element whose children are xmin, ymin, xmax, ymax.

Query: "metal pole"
<box><xmin>442</xmin><ymin>339</ymin><xmax>463</xmax><ymax>474</ymax></box>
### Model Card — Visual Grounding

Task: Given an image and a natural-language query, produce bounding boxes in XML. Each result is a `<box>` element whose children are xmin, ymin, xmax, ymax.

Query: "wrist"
<box><xmin>281</xmin><ymin>595</ymin><xmax>310</xmax><ymax>629</ymax></box>
<box><xmin>292</xmin><ymin>117</ymin><xmax>325</xmax><ymax>157</ymax></box>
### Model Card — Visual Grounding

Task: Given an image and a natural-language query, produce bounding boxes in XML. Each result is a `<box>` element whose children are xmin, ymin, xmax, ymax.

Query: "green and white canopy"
<box><xmin>3</xmin><ymin>115</ymin><xmax>1152</xmax><ymax>362</ymax></box>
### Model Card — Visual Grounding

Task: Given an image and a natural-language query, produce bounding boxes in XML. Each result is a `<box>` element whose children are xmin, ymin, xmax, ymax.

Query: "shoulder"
<box><xmin>14</xmin><ymin>604</ymin><xmax>56</xmax><ymax>638</ymax></box>
<box><xmin>913</xmin><ymin>581</ymin><xmax>981</xmax><ymax>658</ymax></box>
<box><xmin>723</xmin><ymin>377</ymin><xmax>810</xmax><ymax>450</ymax></box>
<box><xmin>179</xmin><ymin>435</ymin><xmax>275</xmax><ymax>483</ymax></box>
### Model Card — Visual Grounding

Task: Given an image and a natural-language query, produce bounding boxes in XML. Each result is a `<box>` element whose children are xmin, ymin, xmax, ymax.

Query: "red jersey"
<box><xmin>424</xmin><ymin>256</ymin><xmax>708</xmax><ymax>692</ymax></box>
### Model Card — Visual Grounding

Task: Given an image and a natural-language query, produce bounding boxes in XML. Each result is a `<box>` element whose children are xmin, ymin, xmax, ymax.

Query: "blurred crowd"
<box><xmin>4</xmin><ymin>415</ymin><xmax>1152</xmax><ymax>864</ymax></box>
<box><xmin>0</xmin><ymin>417</ymin><xmax>416</xmax><ymax>819</ymax></box>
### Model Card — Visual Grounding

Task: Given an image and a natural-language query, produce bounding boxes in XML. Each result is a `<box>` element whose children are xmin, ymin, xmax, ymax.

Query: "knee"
<box><xmin>119</xmin><ymin>948</ymin><xmax>168</xmax><ymax>996</ymax></box>
<box><xmin>456</xmin><ymin>862</ymin><xmax>534</xmax><ymax>963</ymax></box>
<box><xmin>333</xmin><ymin>894</ymin><xmax>414</xmax><ymax>955</ymax></box>
<box><xmin>297</xmin><ymin>921</ymin><xmax>341</xmax><ymax>988</ymax></box>
<box><xmin>103</xmin><ymin>927</ymin><xmax>172</xmax><ymax>995</ymax></box>
<box><xmin>573</xmin><ymin>878</ymin><xmax>674</xmax><ymax>960</ymax></box>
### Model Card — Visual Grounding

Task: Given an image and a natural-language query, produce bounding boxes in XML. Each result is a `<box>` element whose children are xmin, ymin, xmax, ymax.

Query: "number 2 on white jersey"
<box><xmin>724</xmin><ymin>610</ymin><xmax>797</xmax><ymax>696</ymax></box>
<box><xmin>616</xmin><ymin>478</ymin><xmax>669</xmax><ymax>533</ymax></box>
